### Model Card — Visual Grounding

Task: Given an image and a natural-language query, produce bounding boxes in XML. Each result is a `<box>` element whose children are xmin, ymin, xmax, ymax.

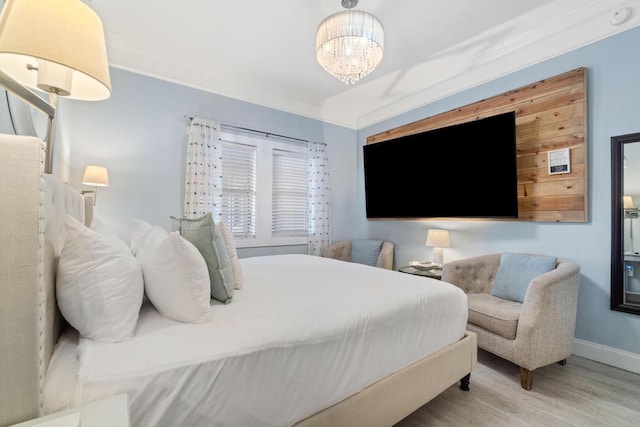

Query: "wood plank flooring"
<box><xmin>395</xmin><ymin>349</ymin><xmax>640</xmax><ymax>426</ymax></box>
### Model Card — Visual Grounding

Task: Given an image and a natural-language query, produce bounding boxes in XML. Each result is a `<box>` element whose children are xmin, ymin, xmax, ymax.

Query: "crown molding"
<box><xmin>104</xmin><ymin>0</ymin><xmax>640</xmax><ymax>130</ymax></box>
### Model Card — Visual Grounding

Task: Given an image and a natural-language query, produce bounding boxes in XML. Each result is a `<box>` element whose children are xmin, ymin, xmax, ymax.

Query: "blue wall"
<box><xmin>358</xmin><ymin>26</ymin><xmax>640</xmax><ymax>359</ymax></box>
<box><xmin>57</xmin><ymin>69</ymin><xmax>358</xmax><ymax>256</ymax></box>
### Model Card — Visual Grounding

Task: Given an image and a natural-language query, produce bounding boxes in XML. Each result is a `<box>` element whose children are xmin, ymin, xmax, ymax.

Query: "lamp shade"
<box><xmin>426</xmin><ymin>229</ymin><xmax>450</xmax><ymax>248</ymax></box>
<box><xmin>82</xmin><ymin>165</ymin><xmax>109</xmax><ymax>187</ymax></box>
<box><xmin>0</xmin><ymin>0</ymin><xmax>111</xmax><ymax>100</ymax></box>
<box><xmin>624</xmin><ymin>196</ymin><xmax>634</xmax><ymax>209</ymax></box>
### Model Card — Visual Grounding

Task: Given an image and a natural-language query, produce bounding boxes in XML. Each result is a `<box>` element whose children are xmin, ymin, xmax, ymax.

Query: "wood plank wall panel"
<box><xmin>366</xmin><ymin>68</ymin><xmax>587</xmax><ymax>222</ymax></box>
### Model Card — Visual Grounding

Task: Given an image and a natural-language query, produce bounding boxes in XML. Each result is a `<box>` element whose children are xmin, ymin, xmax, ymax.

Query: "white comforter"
<box><xmin>44</xmin><ymin>254</ymin><xmax>468</xmax><ymax>427</ymax></box>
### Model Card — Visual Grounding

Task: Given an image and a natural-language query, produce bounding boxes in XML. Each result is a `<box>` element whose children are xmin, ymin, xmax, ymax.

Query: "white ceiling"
<box><xmin>87</xmin><ymin>0</ymin><xmax>640</xmax><ymax>129</ymax></box>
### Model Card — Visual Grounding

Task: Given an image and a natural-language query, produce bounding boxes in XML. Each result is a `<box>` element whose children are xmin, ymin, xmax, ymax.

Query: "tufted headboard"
<box><xmin>0</xmin><ymin>134</ymin><xmax>92</xmax><ymax>426</ymax></box>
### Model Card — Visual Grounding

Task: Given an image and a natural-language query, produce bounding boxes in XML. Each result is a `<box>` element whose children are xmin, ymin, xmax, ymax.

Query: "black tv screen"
<box><xmin>363</xmin><ymin>111</ymin><xmax>518</xmax><ymax>219</ymax></box>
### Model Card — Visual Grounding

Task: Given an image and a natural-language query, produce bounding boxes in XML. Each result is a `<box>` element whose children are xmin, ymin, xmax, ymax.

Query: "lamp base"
<box><xmin>432</xmin><ymin>247</ymin><xmax>444</xmax><ymax>266</ymax></box>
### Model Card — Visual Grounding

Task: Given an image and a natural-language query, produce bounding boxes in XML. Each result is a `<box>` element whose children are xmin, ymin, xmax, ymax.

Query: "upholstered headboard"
<box><xmin>0</xmin><ymin>134</ymin><xmax>92</xmax><ymax>426</ymax></box>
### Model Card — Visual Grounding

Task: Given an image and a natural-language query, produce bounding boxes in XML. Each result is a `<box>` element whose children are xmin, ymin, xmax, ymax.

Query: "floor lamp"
<box><xmin>0</xmin><ymin>0</ymin><xmax>111</xmax><ymax>174</ymax></box>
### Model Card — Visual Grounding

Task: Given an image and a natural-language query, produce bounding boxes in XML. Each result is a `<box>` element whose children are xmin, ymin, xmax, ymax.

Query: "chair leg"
<box><xmin>520</xmin><ymin>360</ymin><xmax>565</xmax><ymax>390</ymax></box>
<box><xmin>520</xmin><ymin>367</ymin><xmax>534</xmax><ymax>390</ymax></box>
<box><xmin>459</xmin><ymin>373</ymin><xmax>471</xmax><ymax>391</ymax></box>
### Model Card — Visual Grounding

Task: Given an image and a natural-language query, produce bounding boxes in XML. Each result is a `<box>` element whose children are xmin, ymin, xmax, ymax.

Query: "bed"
<box><xmin>0</xmin><ymin>134</ymin><xmax>477</xmax><ymax>427</ymax></box>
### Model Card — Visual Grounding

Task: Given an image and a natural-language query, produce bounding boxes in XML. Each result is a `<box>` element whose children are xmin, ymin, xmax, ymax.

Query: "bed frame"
<box><xmin>0</xmin><ymin>134</ymin><xmax>477</xmax><ymax>427</ymax></box>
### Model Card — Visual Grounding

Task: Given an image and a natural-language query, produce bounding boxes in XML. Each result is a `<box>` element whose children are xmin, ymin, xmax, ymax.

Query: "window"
<box><xmin>218</xmin><ymin>130</ymin><xmax>308</xmax><ymax>248</ymax></box>
<box><xmin>272</xmin><ymin>149</ymin><xmax>308</xmax><ymax>237</ymax></box>
<box><xmin>220</xmin><ymin>140</ymin><xmax>256</xmax><ymax>238</ymax></box>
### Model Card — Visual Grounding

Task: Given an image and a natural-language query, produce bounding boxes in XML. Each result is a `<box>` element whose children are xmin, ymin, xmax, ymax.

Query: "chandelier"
<box><xmin>315</xmin><ymin>0</ymin><xmax>384</xmax><ymax>84</ymax></box>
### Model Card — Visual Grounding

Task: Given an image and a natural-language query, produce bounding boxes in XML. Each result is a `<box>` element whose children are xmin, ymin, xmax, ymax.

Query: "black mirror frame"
<box><xmin>611</xmin><ymin>132</ymin><xmax>640</xmax><ymax>315</ymax></box>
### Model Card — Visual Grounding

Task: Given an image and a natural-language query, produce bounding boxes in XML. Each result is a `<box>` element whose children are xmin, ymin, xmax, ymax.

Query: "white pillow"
<box><xmin>216</xmin><ymin>221</ymin><xmax>244</xmax><ymax>290</ymax></box>
<box><xmin>91</xmin><ymin>216</ymin><xmax>130</xmax><ymax>254</ymax></box>
<box><xmin>130</xmin><ymin>219</ymin><xmax>153</xmax><ymax>256</ymax></box>
<box><xmin>135</xmin><ymin>225</ymin><xmax>211</xmax><ymax>323</ymax></box>
<box><xmin>56</xmin><ymin>215</ymin><xmax>144</xmax><ymax>342</ymax></box>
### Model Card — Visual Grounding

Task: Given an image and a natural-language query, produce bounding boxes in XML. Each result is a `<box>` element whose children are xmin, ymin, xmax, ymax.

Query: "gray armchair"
<box><xmin>442</xmin><ymin>253</ymin><xmax>580</xmax><ymax>390</ymax></box>
<box><xmin>322</xmin><ymin>239</ymin><xmax>394</xmax><ymax>270</ymax></box>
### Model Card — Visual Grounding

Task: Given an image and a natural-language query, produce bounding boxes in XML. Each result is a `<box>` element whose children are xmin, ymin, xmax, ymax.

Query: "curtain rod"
<box><xmin>185</xmin><ymin>115</ymin><xmax>317</xmax><ymax>145</ymax></box>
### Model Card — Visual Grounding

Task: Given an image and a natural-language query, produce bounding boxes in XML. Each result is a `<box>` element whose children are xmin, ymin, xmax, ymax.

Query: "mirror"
<box><xmin>611</xmin><ymin>132</ymin><xmax>640</xmax><ymax>314</ymax></box>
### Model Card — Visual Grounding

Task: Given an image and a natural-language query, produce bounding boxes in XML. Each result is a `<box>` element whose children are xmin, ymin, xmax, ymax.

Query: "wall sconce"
<box><xmin>82</xmin><ymin>165</ymin><xmax>109</xmax><ymax>205</ymax></box>
<box><xmin>426</xmin><ymin>229</ymin><xmax>450</xmax><ymax>267</ymax></box>
<box><xmin>0</xmin><ymin>0</ymin><xmax>111</xmax><ymax>173</ymax></box>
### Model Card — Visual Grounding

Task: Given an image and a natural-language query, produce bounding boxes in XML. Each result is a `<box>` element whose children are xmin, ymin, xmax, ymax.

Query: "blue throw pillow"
<box><xmin>351</xmin><ymin>239</ymin><xmax>383</xmax><ymax>267</ymax></box>
<box><xmin>490</xmin><ymin>253</ymin><xmax>557</xmax><ymax>303</ymax></box>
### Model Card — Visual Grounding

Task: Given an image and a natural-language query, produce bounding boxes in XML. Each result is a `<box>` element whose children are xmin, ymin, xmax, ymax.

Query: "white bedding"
<box><xmin>43</xmin><ymin>254</ymin><xmax>467</xmax><ymax>427</ymax></box>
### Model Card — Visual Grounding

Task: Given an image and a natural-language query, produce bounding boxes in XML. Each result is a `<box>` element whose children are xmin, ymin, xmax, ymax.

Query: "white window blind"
<box><xmin>216</xmin><ymin>130</ymin><xmax>309</xmax><ymax>248</ymax></box>
<box><xmin>220</xmin><ymin>140</ymin><xmax>256</xmax><ymax>238</ymax></box>
<box><xmin>272</xmin><ymin>149</ymin><xmax>308</xmax><ymax>237</ymax></box>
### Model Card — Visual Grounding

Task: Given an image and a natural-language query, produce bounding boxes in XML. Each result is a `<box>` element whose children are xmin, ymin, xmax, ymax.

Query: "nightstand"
<box><xmin>11</xmin><ymin>394</ymin><xmax>129</xmax><ymax>427</ymax></box>
<box><xmin>398</xmin><ymin>265</ymin><xmax>442</xmax><ymax>280</ymax></box>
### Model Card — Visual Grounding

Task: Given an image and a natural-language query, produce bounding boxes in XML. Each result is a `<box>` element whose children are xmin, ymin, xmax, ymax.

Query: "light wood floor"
<box><xmin>395</xmin><ymin>349</ymin><xmax>640</xmax><ymax>426</ymax></box>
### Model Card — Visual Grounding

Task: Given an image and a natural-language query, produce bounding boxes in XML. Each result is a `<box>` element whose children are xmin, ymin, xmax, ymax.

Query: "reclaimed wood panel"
<box><xmin>366</xmin><ymin>68</ymin><xmax>588</xmax><ymax>222</ymax></box>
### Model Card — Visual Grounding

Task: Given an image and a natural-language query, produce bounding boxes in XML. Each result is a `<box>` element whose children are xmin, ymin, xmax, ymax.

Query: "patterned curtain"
<box><xmin>183</xmin><ymin>118</ymin><xmax>222</xmax><ymax>219</ymax></box>
<box><xmin>307</xmin><ymin>141</ymin><xmax>331</xmax><ymax>256</ymax></box>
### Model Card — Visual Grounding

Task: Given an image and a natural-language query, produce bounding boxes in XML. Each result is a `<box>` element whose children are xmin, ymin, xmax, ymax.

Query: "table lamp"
<box><xmin>426</xmin><ymin>229</ymin><xmax>450</xmax><ymax>267</ymax></box>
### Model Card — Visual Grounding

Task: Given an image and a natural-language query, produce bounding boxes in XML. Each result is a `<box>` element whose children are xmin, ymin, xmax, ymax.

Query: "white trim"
<box><xmin>234</xmin><ymin>236</ymin><xmax>307</xmax><ymax>249</ymax></box>
<box><xmin>572</xmin><ymin>338</ymin><xmax>640</xmax><ymax>374</ymax></box>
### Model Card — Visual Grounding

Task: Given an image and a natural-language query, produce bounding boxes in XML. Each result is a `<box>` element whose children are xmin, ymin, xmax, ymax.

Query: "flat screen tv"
<box><xmin>363</xmin><ymin>111</ymin><xmax>518</xmax><ymax>219</ymax></box>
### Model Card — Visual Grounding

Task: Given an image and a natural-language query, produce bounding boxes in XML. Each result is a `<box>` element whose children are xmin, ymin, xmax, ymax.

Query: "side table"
<box><xmin>398</xmin><ymin>265</ymin><xmax>442</xmax><ymax>280</ymax></box>
<box><xmin>10</xmin><ymin>394</ymin><xmax>129</xmax><ymax>427</ymax></box>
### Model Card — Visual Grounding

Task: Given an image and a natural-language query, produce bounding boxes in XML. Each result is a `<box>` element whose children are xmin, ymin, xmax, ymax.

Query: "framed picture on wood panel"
<box><xmin>548</xmin><ymin>148</ymin><xmax>570</xmax><ymax>175</ymax></box>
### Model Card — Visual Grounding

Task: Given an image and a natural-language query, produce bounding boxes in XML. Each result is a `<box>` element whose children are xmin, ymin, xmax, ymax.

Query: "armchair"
<box><xmin>322</xmin><ymin>239</ymin><xmax>394</xmax><ymax>270</ymax></box>
<box><xmin>442</xmin><ymin>253</ymin><xmax>580</xmax><ymax>390</ymax></box>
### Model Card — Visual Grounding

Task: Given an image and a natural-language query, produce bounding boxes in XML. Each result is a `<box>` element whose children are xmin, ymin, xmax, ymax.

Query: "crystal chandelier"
<box><xmin>316</xmin><ymin>0</ymin><xmax>384</xmax><ymax>84</ymax></box>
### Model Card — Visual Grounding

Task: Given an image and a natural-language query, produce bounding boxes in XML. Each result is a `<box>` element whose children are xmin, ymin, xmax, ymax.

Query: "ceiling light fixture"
<box><xmin>315</xmin><ymin>0</ymin><xmax>384</xmax><ymax>84</ymax></box>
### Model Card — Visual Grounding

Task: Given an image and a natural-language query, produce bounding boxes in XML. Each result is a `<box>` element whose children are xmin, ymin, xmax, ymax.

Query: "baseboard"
<box><xmin>572</xmin><ymin>338</ymin><xmax>640</xmax><ymax>375</ymax></box>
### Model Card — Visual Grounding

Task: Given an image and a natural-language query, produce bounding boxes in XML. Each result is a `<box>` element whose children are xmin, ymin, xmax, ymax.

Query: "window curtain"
<box><xmin>307</xmin><ymin>141</ymin><xmax>331</xmax><ymax>256</ymax></box>
<box><xmin>183</xmin><ymin>118</ymin><xmax>222</xmax><ymax>219</ymax></box>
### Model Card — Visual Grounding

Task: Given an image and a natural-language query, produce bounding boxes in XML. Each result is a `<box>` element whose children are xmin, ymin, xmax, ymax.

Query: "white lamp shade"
<box><xmin>0</xmin><ymin>0</ymin><xmax>111</xmax><ymax>100</ymax></box>
<box><xmin>624</xmin><ymin>196</ymin><xmax>634</xmax><ymax>209</ymax></box>
<box><xmin>82</xmin><ymin>165</ymin><xmax>109</xmax><ymax>187</ymax></box>
<box><xmin>426</xmin><ymin>229</ymin><xmax>450</xmax><ymax>248</ymax></box>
